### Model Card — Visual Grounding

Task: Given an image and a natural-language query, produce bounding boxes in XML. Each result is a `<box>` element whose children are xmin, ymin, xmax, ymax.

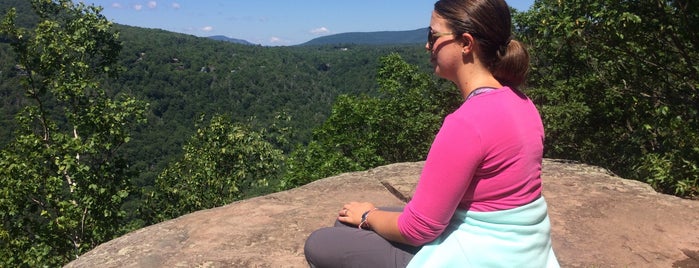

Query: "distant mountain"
<box><xmin>207</xmin><ymin>35</ymin><xmax>255</xmax><ymax>45</ymax></box>
<box><xmin>206</xmin><ymin>28</ymin><xmax>427</xmax><ymax>47</ymax></box>
<box><xmin>301</xmin><ymin>28</ymin><xmax>427</xmax><ymax>46</ymax></box>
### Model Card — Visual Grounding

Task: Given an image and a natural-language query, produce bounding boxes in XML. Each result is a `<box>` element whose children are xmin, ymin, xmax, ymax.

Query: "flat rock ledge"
<box><xmin>65</xmin><ymin>159</ymin><xmax>699</xmax><ymax>268</ymax></box>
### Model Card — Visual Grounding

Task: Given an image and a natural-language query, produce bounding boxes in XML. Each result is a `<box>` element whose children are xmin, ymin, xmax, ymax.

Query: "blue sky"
<box><xmin>78</xmin><ymin>1</ymin><xmax>535</xmax><ymax>46</ymax></box>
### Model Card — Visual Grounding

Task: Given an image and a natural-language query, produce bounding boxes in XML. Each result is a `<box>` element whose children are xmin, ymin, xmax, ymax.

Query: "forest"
<box><xmin>1</xmin><ymin>0</ymin><xmax>697</xmax><ymax>266</ymax></box>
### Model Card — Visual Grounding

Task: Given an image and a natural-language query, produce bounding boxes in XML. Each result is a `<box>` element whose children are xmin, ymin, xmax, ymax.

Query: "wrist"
<box><xmin>358</xmin><ymin>208</ymin><xmax>379</xmax><ymax>229</ymax></box>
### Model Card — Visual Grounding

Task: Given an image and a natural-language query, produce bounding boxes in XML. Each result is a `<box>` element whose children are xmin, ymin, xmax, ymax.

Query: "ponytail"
<box><xmin>491</xmin><ymin>39</ymin><xmax>529</xmax><ymax>88</ymax></box>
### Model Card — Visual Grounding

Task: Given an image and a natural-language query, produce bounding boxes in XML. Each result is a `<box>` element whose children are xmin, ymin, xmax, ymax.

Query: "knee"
<box><xmin>304</xmin><ymin>228</ymin><xmax>332</xmax><ymax>267</ymax></box>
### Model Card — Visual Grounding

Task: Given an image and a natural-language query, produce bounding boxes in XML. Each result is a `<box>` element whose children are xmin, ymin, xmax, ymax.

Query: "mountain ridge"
<box><xmin>206</xmin><ymin>28</ymin><xmax>427</xmax><ymax>46</ymax></box>
<box><xmin>206</xmin><ymin>35</ymin><xmax>255</xmax><ymax>45</ymax></box>
<box><xmin>300</xmin><ymin>28</ymin><xmax>426</xmax><ymax>46</ymax></box>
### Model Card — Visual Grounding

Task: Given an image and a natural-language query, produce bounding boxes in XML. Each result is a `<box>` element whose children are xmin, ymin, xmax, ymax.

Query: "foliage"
<box><xmin>0</xmin><ymin>0</ymin><xmax>146</xmax><ymax>266</ymax></box>
<box><xmin>147</xmin><ymin>115</ymin><xmax>284</xmax><ymax>222</ymax></box>
<box><xmin>0</xmin><ymin>0</ymin><xmax>37</xmax><ymax>29</ymax></box>
<box><xmin>519</xmin><ymin>0</ymin><xmax>698</xmax><ymax>197</ymax></box>
<box><xmin>103</xmin><ymin>29</ymin><xmax>430</xmax><ymax>195</ymax></box>
<box><xmin>1</xmin><ymin>8</ymin><xmax>432</xmax><ymax>190</ymax></box>
<box><xmin>280</xmin><ymin>54</ymin><xmax>461</xmax><ymax>189</ymax></box>
<box><xmin>0</xmin><ymin>1</ymin><xmax>434</xmax><ymax>257</ymax></box>
<box><xmin>0</xmin><ymin>0</ymin><xmax>696</xmax><ymax>265</ymax></box>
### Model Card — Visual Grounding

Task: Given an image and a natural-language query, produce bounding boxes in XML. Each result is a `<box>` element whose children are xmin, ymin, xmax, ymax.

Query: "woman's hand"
<box><xmin>337</xmin><ymin>201</ymin><xmax>376</xmax><ymax>227</ymax></box>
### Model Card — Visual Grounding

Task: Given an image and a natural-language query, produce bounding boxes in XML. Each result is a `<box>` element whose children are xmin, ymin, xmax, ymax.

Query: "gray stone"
<box><xmin>65</xmin><ymin>160</ymin><xmax>699</xmax><ymax>268</ymax></box>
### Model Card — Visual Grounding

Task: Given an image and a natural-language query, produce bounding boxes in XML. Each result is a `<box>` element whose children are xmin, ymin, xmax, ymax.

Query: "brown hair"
<box><xmin>434</xmin><ymin>0</ymin><xmax>529</xmax><ymax>88</ymax></box>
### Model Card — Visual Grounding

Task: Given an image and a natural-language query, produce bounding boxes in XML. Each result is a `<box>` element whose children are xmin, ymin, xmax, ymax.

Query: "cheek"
<box><xmin>433</xmin><ymin>53</ymin><xmax>460</xmax><ymax>80</ymax></box>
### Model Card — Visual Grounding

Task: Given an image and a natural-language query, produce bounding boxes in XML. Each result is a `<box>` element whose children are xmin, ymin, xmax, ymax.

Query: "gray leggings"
<box><xmin>303</xmin><ymin>207</ymin><xmax>421</xmax><ymax>268</ymax></box>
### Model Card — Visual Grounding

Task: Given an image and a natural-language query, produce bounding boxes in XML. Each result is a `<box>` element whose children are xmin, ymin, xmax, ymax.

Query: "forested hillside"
<box><xmin>108</xmin><ymin>25</ymin><xmax>429</xmax><ymax>185</ymax></box>
<box><xmin>0</xmin><ymin>0</ymin><xmax>431</xmax><ymax>188</ymax></box>
<box><xmin>1</xmin><ymin>0</ymin><xmax>697</xmax><ymax>266</ymax></box>
<box><xmin>0</xmin><ymin>2</ymin><xmax>431</xmax><ymax>265</ymax></box>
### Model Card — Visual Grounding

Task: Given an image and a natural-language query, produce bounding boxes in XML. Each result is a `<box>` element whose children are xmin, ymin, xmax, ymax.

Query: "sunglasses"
<box><xmin>427</xmin><ymin>26</ymin><xmax>454</xmax><ymax>51</ymax></box>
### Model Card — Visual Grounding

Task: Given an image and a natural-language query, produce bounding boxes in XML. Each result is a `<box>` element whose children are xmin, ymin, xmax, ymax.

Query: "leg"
<box><xmin>304</xmin><ymin>207</ymin><xmax>419</xmax><ymax>268</ymax></box>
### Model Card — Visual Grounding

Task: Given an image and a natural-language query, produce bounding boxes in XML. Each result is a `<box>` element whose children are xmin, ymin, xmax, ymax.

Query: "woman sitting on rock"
<box><xmin>304</xmin><ymin>0</ymin><xmax>559</xmax><ymax>267</ymax></box>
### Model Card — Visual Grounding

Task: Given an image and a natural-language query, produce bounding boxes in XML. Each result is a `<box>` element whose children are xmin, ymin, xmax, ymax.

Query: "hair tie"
<box><xmin>498</xmin><ymin>37</ymin><xmax>513</xmax><ymax>57</ymax></box>
<box><xmin>498</xmin><ymin>44</ymin><xmax>508</xmax><ymax>57</ymax></box>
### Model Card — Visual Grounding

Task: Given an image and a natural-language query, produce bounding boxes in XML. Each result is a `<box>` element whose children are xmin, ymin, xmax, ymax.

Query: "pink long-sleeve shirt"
<box><xmin>397</xmin><ymin>87</ymin><xmax>545</xmax><ymax>245</ymax></box>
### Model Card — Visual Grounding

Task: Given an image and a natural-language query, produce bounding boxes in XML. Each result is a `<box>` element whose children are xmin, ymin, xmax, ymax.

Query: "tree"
<box><xmin>147</xmin><ymin>115</ymin><xmax>284</xmax><ymax>222</ymax></box>
<box><xmin>0</xmin><ymin>1</ymin><xmax>146</xmax><ymax>266</ymax></box>
<box><xmin>280</xmin><ymin>53</ymin><xmax>461</xmax><ymax>188</ymax></box>
<box><xmin>518</xmin><ymin>0</ymin><xmax>698</xmax><ymax>197</ymax></box>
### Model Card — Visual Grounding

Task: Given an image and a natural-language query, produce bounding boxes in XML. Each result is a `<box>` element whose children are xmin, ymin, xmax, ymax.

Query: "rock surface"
<box><xmin>65</xmin><ymin>159</ymin><xmax>699</xmax><ymax>268</ymax></box>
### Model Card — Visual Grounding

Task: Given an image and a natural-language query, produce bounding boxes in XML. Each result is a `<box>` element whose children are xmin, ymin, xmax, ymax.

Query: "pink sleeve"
<box><xmin>397</xmin><ymin>114</ymin><xmax>483</xmax><ymax>245</ymax></box>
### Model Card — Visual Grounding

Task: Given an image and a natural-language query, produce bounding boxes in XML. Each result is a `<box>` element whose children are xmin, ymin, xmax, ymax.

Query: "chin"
<box><xmin>433</xmin><ymin>66</ymin><xmax>445</xmax><ymax>78</ymax></box>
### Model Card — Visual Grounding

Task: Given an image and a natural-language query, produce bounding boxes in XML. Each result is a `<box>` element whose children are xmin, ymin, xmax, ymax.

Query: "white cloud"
<box><xmin>133</xmin><ymin>4</ymin><xmax>143</xmax><ymax>11</ymax></box>
<box><xmin>268</xmin><ymin>36</ymin><xmax>295</xmax><ymax>46</ymax></box>
<box><xmin>172</xmin><ymin>3</ymin><xmax>181</xmax><ymax>9</ymax></box>
<box><xmin>310</xmin><ymin>27</ymin><xmax>330</xmax><ymax>35</ymax></box>
<box><xmin>111</xmin><ymin>3</ymin><xmax>122</xmax><ymax>8</ymax></box>
<box><xmin>147</xmin><ymin>1</ymin><xmax>157</xmax><ymax>9</ymax></box>
<box><xmin>201</xmin><ymin>26</ymin><xmax>214</xmax><ymax>32</ymax></box>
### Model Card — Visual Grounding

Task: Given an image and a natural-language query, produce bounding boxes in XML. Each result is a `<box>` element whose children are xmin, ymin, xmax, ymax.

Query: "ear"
<box><xmin>461</xmin><ymin>33</ymin><xmax>475</xmax><ymax>55</ymax></box>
